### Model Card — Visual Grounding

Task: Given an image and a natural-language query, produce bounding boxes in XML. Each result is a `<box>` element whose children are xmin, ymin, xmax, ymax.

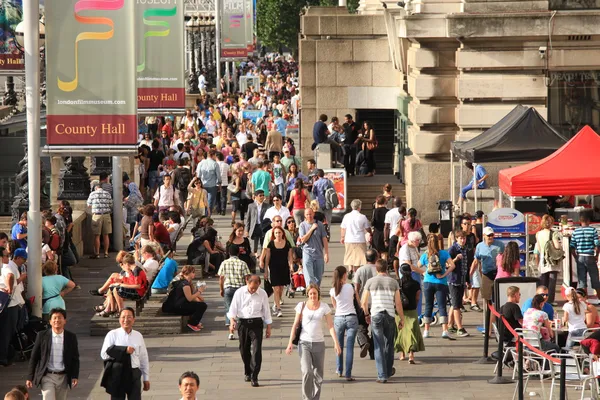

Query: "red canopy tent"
<box><xmin>499</xmin><ymin>125</ymin><xmax>600</xmax><ymax>196</ymax></box>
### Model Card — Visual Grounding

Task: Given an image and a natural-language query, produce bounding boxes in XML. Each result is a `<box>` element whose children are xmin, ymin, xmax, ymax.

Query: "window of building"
<box><xmin>548</xmin><ymin>71</ymin><xmax>600</xmax><ymax>138</ymax></box>
<box><xmin>550</xmin><ymin>0</ymin><xmax>600</xmax><ymax>10</ymax></box>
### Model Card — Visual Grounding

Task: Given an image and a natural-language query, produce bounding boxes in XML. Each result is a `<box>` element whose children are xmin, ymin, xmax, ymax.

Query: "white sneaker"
<box><xmin>423</xmin><ymin>330</ymin><xmax>430</xmax><ymax>338</ymax></box>
<box><xmin>276</xmin><ymin>309</ymin><xmax>283</xmax><ymax>317</ymax></box>
<box><xmin>228</xmin><ymin>333</ymin><xmax>235</xmax><ymax>340</ymax></box>
<box><xmin>280</xmin><ymin>298</ymin><xmax>284</xmax><ymax>305</ymax></box>
<box><xmin>272</xmin><ymin>304</ymin><xmax>277</xmax><ymax>313</ymax></box>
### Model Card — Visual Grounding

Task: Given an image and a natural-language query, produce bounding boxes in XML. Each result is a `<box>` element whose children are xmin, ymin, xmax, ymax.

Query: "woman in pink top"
<box><xmin>496</xmin><ymin>241</ymin><xmax>521</xmax><ymax>279</ymax></box>
<box><xmin>400</xmin><ymin>208</ymin><xmax>422</xmax><ymax>246</ymax></box>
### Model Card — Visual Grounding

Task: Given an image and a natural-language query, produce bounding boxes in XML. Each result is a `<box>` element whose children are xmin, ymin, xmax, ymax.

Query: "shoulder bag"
<box><xmin>292</xmin><ymin>302</ymin><xmax>306</xmax><ymax>345</ymax></box>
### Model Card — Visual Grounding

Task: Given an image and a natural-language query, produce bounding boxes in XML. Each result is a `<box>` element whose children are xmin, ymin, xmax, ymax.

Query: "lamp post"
<box><xmin>16</xmin><ymin>0</ymin><xmax>43</xmax><ymax>317</ymax></box>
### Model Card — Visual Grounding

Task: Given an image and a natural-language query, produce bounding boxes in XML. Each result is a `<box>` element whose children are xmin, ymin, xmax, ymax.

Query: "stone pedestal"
<box><xmin>58</xmin><ymin>157</ymin><xmax>91</xmax><ymax>201</ymax></box>
<box><xmin>11</xmin><ymin>144</ymin><xmax>51</xmax><ymax>224</ymax></box>
<box><xmin>90</xmin><ymin>157</ymin><xmax>112</xmax><ymax>176</ymax></box>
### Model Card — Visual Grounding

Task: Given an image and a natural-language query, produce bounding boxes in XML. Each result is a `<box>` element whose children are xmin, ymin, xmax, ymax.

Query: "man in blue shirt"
<box><xmin>273</xmin><ymin>112</ymin><xmax>288</xmax><ymax>137</ymax></box>
<box><xmin>312</xmin><ymin>169</ymin><xmax>335</xmax><ymax>226</ymax></box>
<box><xmin>151</xmin><ymin>254</ymin><xmax>178</xmax><ymax>294</ymax></box>
<box><xmin>521</xmin><ymin>285</ymin><xmax>554</xmax><ymax>320</ymax></box>
<box><xmin>471</xmin><ymin>226</ymin><xmax>505</xmax><ymax>304</ymax></box>
<box><xmin>459</xmin><ymin>162</ymin><xmax>489</xmax><ymax>204</ymax></box>
<box><xmin>11</xmin><ymin>212</ymin><xmax>28</xmax><ymax>249</ymax></box>
<box><xmin>570</xmin><ymin>212</ymin><xmax>600</xmax><ymax>293</ymax></box>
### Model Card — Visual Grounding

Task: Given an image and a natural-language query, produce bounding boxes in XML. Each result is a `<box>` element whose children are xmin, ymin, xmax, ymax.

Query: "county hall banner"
<box><xmin>136</xmin><ymin>0</ymin><xmax>184</xmax><ymax>110</ymax></box>
<box><xmin>220</xmin><ymin>0</ymin><xmax>247</xmax><ymax>59</ymax></box>
<box><xmin>45</xmin><ymin>0</ymin><xmax>137</xmax><ymax>146</ymax></box>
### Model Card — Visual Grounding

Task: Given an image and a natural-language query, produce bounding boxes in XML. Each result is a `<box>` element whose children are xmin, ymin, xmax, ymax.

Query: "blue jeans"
<box><xmin>576</xmin><ymin>255</ymin><xmax>600</xmax><ymax>291</ymax></box>
<box><xmin>371</xmin><ymin>311</ymin><xmax>396</xmax><ymax>380</ymax></box>
<box><xmin>566</xmin><ymin>327</ymin><xmax>587</xmax><ymax>349</ymax></box>
<box><xmin>461</xmin><ymin>181</ymin><xmax>487</xmax><ymax>199</ymax></box>
<box><xmin>275</xmin><ymin>183</ymin><xmax>284</xmax><ymax>199</ymax></box>
<box><xmin>423</xmin><ymin>282</ymin><xmax>449</xmax><ymax>325</ymax></box>
<box><xmin>224</xmin><ymin>286</ymin><xmax>240</xmax><ymax>324</ymax></box>
<box><xmin>334</xmin><ymin>314</ymin><xmax>358</xmax><ymax>378</ymax></box>
<box><xmin>303</xmin><ymin>255</ymin><xmax>324</xmax><ymax>287</ymax></box>
<box><xmin>205</xmin><ymin>186</ymin><xmax>218</xmax><ymax>213</ymax></box>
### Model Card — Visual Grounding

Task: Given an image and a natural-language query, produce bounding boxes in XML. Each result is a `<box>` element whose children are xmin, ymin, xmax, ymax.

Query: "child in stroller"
<box><xmin>286</xmin><ymin>249</ymin><xmax>306</xmax><ymax>298</ymax></box>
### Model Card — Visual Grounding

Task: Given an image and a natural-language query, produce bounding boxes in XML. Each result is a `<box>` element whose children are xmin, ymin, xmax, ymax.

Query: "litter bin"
<box><xmin>438</xmin><ymin>200</ymin><xmax>453</xmax><ymax>238</ymax></box>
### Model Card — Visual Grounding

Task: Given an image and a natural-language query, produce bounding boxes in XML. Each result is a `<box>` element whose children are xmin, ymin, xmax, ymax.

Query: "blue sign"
<box><xmin>242</xmin><ymin>110</ymin><xmax>264</xmax><ymax>123</ymax></box>
<box><xmin>487</xmin><ymin>208</ymin><xmax>527</xmax><ymax>268</ymax></box>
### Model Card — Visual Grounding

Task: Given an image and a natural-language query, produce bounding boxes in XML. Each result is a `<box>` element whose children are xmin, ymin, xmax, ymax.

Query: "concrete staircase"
<box><xmin>346</xmin><ymin>175</ymin><xmax>405</xmax><ymax>217</ymax></box>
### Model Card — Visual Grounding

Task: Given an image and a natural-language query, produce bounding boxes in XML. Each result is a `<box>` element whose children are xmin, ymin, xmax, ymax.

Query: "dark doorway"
<box><xmin>355</xmin><ymin>109</ymin><xmax>395</xmax><ymax>175</ymax></box>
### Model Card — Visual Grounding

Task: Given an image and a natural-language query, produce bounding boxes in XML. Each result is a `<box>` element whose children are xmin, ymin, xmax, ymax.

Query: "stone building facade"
<box><xmin>299</xmin><ymin>0</ymin><xmax>600</xmax><ymax>222</ymax></box>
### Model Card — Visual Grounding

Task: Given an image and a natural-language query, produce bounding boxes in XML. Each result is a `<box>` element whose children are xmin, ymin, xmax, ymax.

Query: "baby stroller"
<box><xmin>286</xmin><ymin>252</ymin><xmax>306</xmax><ymax>298</ymax></box>
<box><xmin>11</xmin><ymin>299</ymin><xmax>49</xmax><ymax>361</ymax></box>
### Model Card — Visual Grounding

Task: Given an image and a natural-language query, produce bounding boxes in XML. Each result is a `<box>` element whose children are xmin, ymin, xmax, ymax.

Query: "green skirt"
<box><xmin>394</xmin><ymin>309</ymin><xmax>425</xmax><ymax>354</ymax></box>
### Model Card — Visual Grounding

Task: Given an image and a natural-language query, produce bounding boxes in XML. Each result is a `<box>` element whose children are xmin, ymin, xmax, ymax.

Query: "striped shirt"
<box><xmin>86</xmin><ymin>188</ymin><xmax>113</xmax><ymax>215</ymax></box>
<box><xmin>48</xmin><ymin>331</ymin><xmax>65</xmax><ymax>372</ymax></box>
<box><xmin>570</xmin><ymin>226</ymin><xmax>600</xmax><ymax>256</ymax></box>
<box><xmin>363</xmin><ymin>274</ymin><xmax>399</xmax><ymax>316</ymax></box>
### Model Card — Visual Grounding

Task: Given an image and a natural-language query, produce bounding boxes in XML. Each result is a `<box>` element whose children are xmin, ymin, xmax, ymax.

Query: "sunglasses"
<box><xmin>486</xmin><ymin>234</ymin><xmax>494</xmax><ymax>237</ymax></box>
<box><xmin>541</xmin><ymin>294</ymin><xmax>548</xmax><ymax>297</ymax></box>
<box><xmin>287</xmin><ymin>221</ymin><xmax>295</xmax><ymax>224</ymax></box>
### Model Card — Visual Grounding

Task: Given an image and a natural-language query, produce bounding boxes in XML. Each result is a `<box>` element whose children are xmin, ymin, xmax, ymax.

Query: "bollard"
<box><xmin>474</xmin><ymin>301</ymin><xmax>495</xmax><ymax>364</ymax></box>
<box><xmin>518</xmin><ymin>340</ymin><xmax>524</xmax><ymax>400</ymax></box>
<box><xmin>559</xmin><ymin>358</ymin><xmax>566</xmax><ymax>400</ymax></box>
<box><xmin>488</xmin><ymin>319</ymin><xmax>513</xmax><ymax>384</ymax></box>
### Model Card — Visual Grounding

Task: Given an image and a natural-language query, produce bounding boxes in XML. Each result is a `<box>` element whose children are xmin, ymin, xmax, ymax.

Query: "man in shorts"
<box><xmin>87</xmin><ymin>181</ymin><xmax>113</xmax><ymax>259</ymax></box>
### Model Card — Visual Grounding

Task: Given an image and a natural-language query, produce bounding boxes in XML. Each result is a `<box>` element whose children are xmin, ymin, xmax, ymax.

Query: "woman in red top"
<box><xmin>287</xmin><ymin>179</ymin><xmax>309</xmax><ymax>226</ymax></box>
<box><xmin>400</xmin><ymin>208</ymin><xmax>422</xmax><ymax>246</ymax></box>
<box><xmin>96</xmin><ymin>254</ymin><xmax>147</xmax><ymax>317</ymax></box>
<box><xmin>153</xmin><ymin>214</ymin><xmax>171</xmax><ymax>247</ymax></box>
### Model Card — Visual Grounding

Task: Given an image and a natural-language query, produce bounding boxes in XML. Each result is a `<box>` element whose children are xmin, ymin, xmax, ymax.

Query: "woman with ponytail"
<box><xmin>394</xmin><ymin>264</ymin><xmax>425</xmax><ymax>364</ymax></box>
<box><xmin>563</xmin><ymin>287</ymin><xmax>588</xmax><ymax>348</ymax></box>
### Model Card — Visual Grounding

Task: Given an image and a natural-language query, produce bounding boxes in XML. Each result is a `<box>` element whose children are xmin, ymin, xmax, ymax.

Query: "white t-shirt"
<box><xmin>295</xmin><ymin>301</ymin><xmax>331</xmax><ymax>343</ymax></box>
<box><xmin>398</xmin><ymin>243</ymin><xmax>420</xmax><ymax>265</ymax></box>
<box><xmin>563</xmin><ymin>301</ymin><xmax>587</xmax><ymax>331</ymax></box>
<box><xmin>168</xmin><ymin>223</ymin><xmax>181</xmax><ymax>244</ymax></box>
<box><xmin>217</xmin><ymin>161</ymin><xmax>229</xmax><ymax>187</ymax></box>
<box><xmin>329</xmin><ymin>284</ymin><xmax>357</xmax><ymax>316</ymax></box>
<box><xmin>174</xmin><ymin>151</ymin><xmax>191</xmax><ymax>161</ymax></box>
<box><xmin>143</xmin><ymin>259</ymin><xmax>160</xmax><ymax>283</ymax></box>
<box><xmin>41</xmin><ymin>244</ymin><xmax>52</xmax><ymax>264</ymax></box>
<box><xmin>0</xmin><ymin>261</ymin><xmax>25</xmax><ymax>307</ymax></box>
<box><xmin>384</xmin><ymin>208</ymin><xmax>403</xmax><ymax>239</ymax></box>
<box><xmin>340</xmin><ymin>210</ymin><xmax>371</xmax><ymax>244</ymax></box>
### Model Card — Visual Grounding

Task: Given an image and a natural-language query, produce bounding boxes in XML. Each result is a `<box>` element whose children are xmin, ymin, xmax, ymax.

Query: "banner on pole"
<box><xmin>244</xmin><ymin>0</ymin><xmax>253</xmax><ymax>54</ymax></box>
<box><xmin>0</xmin><ymin>0</ymin><xmax>24</xmax><ymax>72</ymax></box>
<box><xmin>136</xmin><ymin>0</ymin><xmax>184</xmax><ymax>110</ymax></box>
<box><xmin>220</xmin><ymin>0</ymin><xmax>247</xmax><ymax>59</ymax></box>
<box><xmin>46</xmin><ymin>0</ymin><xmax>137</xmax><ymax>146</ymax></box>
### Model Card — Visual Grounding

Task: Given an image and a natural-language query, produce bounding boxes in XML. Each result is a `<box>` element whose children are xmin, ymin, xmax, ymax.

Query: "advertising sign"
<box><xmin>486</xmin><ymin>208</ymin><xmax>527</xmax><ymax>267</ymax></box>
<box><xmin>244</xmin><ymin>0</ymin><xmax>253</xmax><ymax>53</ymax></box>
<box><xmin>323</xmin><ymin>169</ymin><xmax>346</xmax><ymax>213</ymax></box>
<box><xmin>46</xmin><ymin>0</ymin><xmax>137</xmax><ymax>146</ymax></box>
<box><xmin>220</xmin><ymin>0</ymin><xmax>247</xmax><ymax>59</ymax></box>
<box><xmin>136</xmin><ymin>0</ymin><xmax>184</xmax><ymax>110</ymax></box>
<box><xmin>0</xmin><ymin>0</ymin><xmax>24</xmax><ymax>72</ymax></box>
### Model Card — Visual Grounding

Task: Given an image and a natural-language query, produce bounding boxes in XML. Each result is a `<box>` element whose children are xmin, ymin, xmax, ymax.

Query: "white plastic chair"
<box><xmin>548</xmin><ymin>353</ymin><xmax>594</xmax><ymax>399</ymax></box>
<box><xmin>511</xmin><ymin>348</ymin><xmax>553</xmax><ymax>400</ymax></box>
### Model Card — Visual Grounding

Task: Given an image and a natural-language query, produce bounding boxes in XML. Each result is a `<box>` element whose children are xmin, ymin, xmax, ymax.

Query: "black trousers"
<box><xmin>171</xmin><ymin>302</ymin><xmax>208</xmax><ymax>326</ymax></box>
<box><xmin>357</xmin><ymin>306</ymin><xmax>374</xmax><ymax>359</ymax></box>
<box><xmin>238</xmin><ymin>318</ymin><xmax>264</xmax><ymax>380</ymax></box>
<box><xmin>344</xmin><ymin>144</ymin><xmax>357</xmax><ymax>176</ymax></box>
<box><xmin>540</xmin><ymin>271</ymin><xmax>558</xmax><ymax>304</ymax></box>
<box><xmin>0</xmin><ymin>306</ymin><xmax>18</xmax><ymax>364</ymax></box>
<box><xmin>111</xmin><ymin>368</ymin><xmax>142</xmax><ymax>400</ymax></box>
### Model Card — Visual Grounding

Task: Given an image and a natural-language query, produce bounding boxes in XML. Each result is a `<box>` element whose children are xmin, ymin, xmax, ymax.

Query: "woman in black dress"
<box><xmin>361</xmin><ymin>120</ymin><xmax>377</xmax><ymax>177</ymax></box>
<box><xmin>264</xmin><ymin>226</ymin><xmax>293</xmax><ymax>318</ymax></box>
<box><xmin>226</xmin><ymin>222</ymin><xmax>255</xmax><ymax>273</ymax></box>
<box><xmin>371</xmin><ymin>195</ymin><xmax>389</xmax><ymax>262</ymax></box>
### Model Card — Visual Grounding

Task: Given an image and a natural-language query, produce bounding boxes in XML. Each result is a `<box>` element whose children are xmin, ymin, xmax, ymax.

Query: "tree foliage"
<box><xmin>257</xmin><ymin>0</ymin><xmax>359</xmax><ymax>51</ymax></box>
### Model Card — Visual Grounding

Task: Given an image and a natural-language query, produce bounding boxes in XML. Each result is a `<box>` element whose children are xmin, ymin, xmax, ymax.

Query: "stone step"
<box><xmin>90</xmin><ymin>307</ymin><xmax>188</xmax><ymax>336</ymax></box>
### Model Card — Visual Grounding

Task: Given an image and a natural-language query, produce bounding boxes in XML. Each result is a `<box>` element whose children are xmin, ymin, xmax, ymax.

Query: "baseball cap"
<box><xmin>483</xmin><ymin>227</ymin><xmax>494</xmax><ymax>236</ymax></box>
<box><xmin>13</xmin><ymin>248</ymin><xmax>27</xmax><ymax>260</ymax></box>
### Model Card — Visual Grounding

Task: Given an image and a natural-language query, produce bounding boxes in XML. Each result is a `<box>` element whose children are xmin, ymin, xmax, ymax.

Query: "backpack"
<box><xmin>427</xmin><ymin>253</ymin><xmax>442</xmax><ymax>274</ymax></box>
<box><xmin>400</xmin><ymin>288</ymin><xmax>410</xmax><ymax>309</ymax></box>
<box><xmin>544</xmin><ymin>231</ymin><xmax>565</xmax><ymax>269</ymax></box>
<box><xmin>324</xmin><ymin>181</ymin><xmax>339</xmax><ymax>210</ymax></box>
<box><xmin>48</xmin><ymin>228</ymin><xmax>61</xmax><ymax>252</ymax></box>
<box><xmin>177</xmin><ymin>168</ymin><xmax>192</xmax><ymax>191</ymax></box>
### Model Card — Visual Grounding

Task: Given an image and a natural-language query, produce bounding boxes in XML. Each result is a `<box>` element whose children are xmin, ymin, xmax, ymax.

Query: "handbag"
<box><xmin>292</xmin><ymin>302</ymin><xmax>306</xmax><ymax>345</ymax></box>
<box><xmin>264</xmin><ymin>279</ymin><xmax>274</xmax><ymax>297</ymax></box>
<box><xmin>366</xmin><ymin>140</ymin><xmax>378</xmax><ymax>151</ymax></box>
<box><xmin>227</xmin><ymin>182</ymin><xmax>239</xmax><ymax>194</ymax></box>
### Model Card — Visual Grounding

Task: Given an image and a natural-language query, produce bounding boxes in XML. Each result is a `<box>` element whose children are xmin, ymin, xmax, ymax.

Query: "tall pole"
<box><xmin>225</xmin><ymin>62</ymin><xmax>230</xmax><ymax>93</ymax></box>
<box><xmin>112</xmin><ymin>157</ymin><xmax>123</xmax><ymax>252</ymax></box>
<box><xmin>215</xmin><ymin>0</ymin><xmax>222</xmax><ymax>94</ymax></box>
<box><xmin>24</xmin><ymin>0</ymin><xmax>42</xmax><ymax>317</ymax></box>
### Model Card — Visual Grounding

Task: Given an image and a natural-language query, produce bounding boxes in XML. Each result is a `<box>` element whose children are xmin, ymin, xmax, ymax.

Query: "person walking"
<box><xmin>86</xmin><ymin>181</ymin><xmax>113</xmax><ymax>259</ymax></box>
<box><xmin>299</xmin><ymin>208</ymin><xmax>329</xmax><ymax>287</ymax></box>
<box><xmin>100</xmin><ymin>307</ymin><xmax>150</xmax><ymax>400</ymax></box>
<box><xmin>329</xmin><ymin>266</ymin><xmax>359</xmax><ymax>381</ymax></box>
<box><xmin>227</xmin><ymin>275</ymin><xmax>272</xmax><ymax>387</ymax></box>
<box><xmin>264</xmin><ymin>226</ymin><xmax>293</xmax><ymax>318</ymax></box>
<box><xmin>447</xmin><ymin>231</ymin><xmax>470</xmax><ymax>337</ymax></box>
<box><xmin>535</xmin><ymin>214</ymin><xmax>562</xmax><ymax>305</ymax></box>
<box><xmin>153</xmin><ymin>174</ymin><xmax>178</xmax><ymax>214</ymax></box>
<box><xmin>218</xmin><ymin>245</ymin><xmax>251</xmax><ymax>335</ymax></box>
<box><xmin>286</xmin><ymin>284</ymin><xmax>342</xmax><ymax>400</ymax></box>
<box><xmin>178</xmin><ymin>371</ymin><xmax>200</xmax><ymax>400</ymax></box>
<box><xmin>244</xmin><ymin>190</ymin><xmax>268</xmax><ymax>255</ymax></box>
<box><xmin>360</xmin><ymin>260</ymin><xmax>405</xmax><ymax>383</ymax></box>
<box><xmin>340</xmin><ymin>199</ymin><xmax>371</xmax><ymax>275</ymax></box>
<box><xmin>287</xmin><ymin>179</ymin><xmax>309</xmax><ymax>226</ymax></box>
<box><xmin>26</xmin><ymin>308</ymin><xmax>80</xmax><ymax>400</ymax></box>
<box><xmin>196</xmin><ymin>150</ymin><xmax>222</xmax><ymax>215</ymax></box>
<box><xmin>570</xmin><ymin>211</ymin><xmax>600</xmax><ymax>295</ymax></box>
<box><xmin>353</xmin><ymin>249</ymin><xmax>378</xmax><ymax>359</ymax></box>
<box><xmin>394</xmin><ymin>264</ymin><xmax>425</xmax><ymax>364</ymax></box>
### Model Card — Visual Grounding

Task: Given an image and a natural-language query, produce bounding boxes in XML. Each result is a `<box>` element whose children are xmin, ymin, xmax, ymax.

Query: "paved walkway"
<box><xmin>1</xmin><ymin>214</ymin><xmax>549</xmax><ymax>399</ymax></box>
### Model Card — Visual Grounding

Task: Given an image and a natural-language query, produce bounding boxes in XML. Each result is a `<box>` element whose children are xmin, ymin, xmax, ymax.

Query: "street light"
<box><xmin>14</xmin><ymin>19</ymin><xmax>46</xmax><ymax>50</ymax></box>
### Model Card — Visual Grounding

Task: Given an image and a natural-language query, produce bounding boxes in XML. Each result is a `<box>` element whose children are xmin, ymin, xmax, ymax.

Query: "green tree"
<box><xmin>257</xmin><ymin>0</ymin><xmax>358</xmax><ymax>52</ymax></box>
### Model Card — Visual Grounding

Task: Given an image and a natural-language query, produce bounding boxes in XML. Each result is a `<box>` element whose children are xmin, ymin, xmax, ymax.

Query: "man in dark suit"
<box><xmin>244</xmin><ymin>190</ymin><xmax>269</xmax><ymax>254</ymax></box>
<box><xmin>26</xmin><ymin>308</ymin><xmax>80</xmax><ymax>400</ymax></box>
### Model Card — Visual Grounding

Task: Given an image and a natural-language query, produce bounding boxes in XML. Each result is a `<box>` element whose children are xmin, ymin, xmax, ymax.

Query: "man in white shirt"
<box><xmin>264</xmin><ymin>194</ymin><xmax>290</xmax><ymax>223</ymax></box>
<box><xmin>384</xmin><ymin>198</ymin><xmax>404</xmax><ymax>275</ymax></box>
<box><xmin>178</xmin><ymin>371</ymin><xmax>200</xmax><ymax>400</ymax></box>
<box><xmin>100</xmin><ymin>307</ymin><xmax>150</xmax><ymax>399</ymax></box>
<box><xmin>340</xmin><ymin>199</ymin><xmax>372</xmax><ymax>275</ymax></box>
<box><xmin>227</xmin><ymin>275</ymin><xmax>272</xmax><ymax>387</ymax></box>
<box><xmin>0</xmin><ymin>247</ymin><xmax>26</xmax><ymax>366</ymax></box>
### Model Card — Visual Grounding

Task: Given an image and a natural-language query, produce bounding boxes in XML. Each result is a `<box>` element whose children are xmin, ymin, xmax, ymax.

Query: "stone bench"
<box><xmin>464</xmin><ymin>187</ymin><xmax>497</xmax><ymax>214</ymax></box>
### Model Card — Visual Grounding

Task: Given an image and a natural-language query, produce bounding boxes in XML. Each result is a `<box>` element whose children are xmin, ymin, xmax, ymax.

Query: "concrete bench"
<box><xmin>465</xmin><ymin>187</ymin><xmax>497</xmax><ymax>201</ymax></box>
